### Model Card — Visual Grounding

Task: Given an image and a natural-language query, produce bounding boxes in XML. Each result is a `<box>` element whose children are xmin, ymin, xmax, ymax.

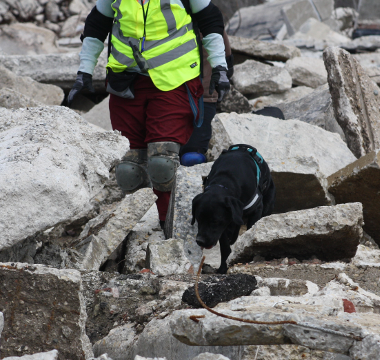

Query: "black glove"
<box><xmin>209</xmin><ymin>65</ymin><xmax>230</xmax><ymax>103</ymax></box>
<box><xmin>226</xmin><ymin>54</ymin><xmax>234</xmax><ymax>79</ymax></box>
<box><xmin>67</xmin><ymin>71</ymin><xmax>95</xmax><ymax>107</ymax></box>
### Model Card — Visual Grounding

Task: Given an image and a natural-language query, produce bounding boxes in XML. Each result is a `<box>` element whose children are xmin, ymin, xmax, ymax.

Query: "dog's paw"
<box><xmin>216</xmin><ymin>265</ymin><xmax>228</xmax><ymax>274</ymax></box>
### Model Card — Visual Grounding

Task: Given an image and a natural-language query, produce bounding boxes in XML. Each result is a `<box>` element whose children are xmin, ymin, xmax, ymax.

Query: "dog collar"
<box><xmin>243</xmin><ymin>187</ymin><xmax>261</xmax><ymax>211</ymax></box>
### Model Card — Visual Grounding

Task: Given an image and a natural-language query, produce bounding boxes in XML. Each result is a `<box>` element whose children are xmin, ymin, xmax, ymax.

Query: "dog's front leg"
<box><xmin>217</xmin><ymin>232</ymin><xmax>231</xmax><ymax>274</ymax></box>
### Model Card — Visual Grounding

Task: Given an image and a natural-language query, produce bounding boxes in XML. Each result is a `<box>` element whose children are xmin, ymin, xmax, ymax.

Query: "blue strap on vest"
<box><xmin>185</xmin><ymin>80</ymin><xmax>204</xmax><ymax>128</ymax></box>
<box><xmin>229</xmin><ymin>145</ymin><xmax>262</xmax><ymax>186</ymax></box>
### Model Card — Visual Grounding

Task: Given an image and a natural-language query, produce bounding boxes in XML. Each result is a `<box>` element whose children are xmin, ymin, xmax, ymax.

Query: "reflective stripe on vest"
<box><xmin>107</xmin><ymin>0</ymin><xmax>200</xmax><ymax>91</ymax></box>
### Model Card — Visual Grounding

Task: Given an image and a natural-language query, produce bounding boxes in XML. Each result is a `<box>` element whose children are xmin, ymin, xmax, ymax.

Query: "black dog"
<box><xmin>191</xmin><ymin>144</ymin><xmax>276</xmax><ymax>274</ymax></box>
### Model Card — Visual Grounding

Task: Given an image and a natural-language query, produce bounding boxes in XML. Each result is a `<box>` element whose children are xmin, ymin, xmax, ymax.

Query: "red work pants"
<box><xmin>109</xmin><ymin>74</ymin><xmax>203</xmax><ymax>221</ymax></box>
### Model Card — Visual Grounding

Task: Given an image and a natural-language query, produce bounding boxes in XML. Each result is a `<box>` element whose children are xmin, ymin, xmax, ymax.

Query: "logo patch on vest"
<box><xmin>190</xmin><ymin>62</ymin><xmax>198</xmax><ymax>68</ymax></box>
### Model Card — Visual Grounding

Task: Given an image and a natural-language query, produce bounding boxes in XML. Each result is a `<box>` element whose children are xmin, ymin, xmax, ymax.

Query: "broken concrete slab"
<box><xmin>324</xmin><ymin>46</ymin><xmax>380</xmax><ymax>158</ymax></box>
<box><xmin>0</xmin><ymin>23</ymin><xmax>59</xmax><ymax>55</ymax></box>
<box><xmin>169</xmin><ymin>307</ymin><xmax>362</xmax><ymax>354</ymax></box>
<box><xmin>257</xmin><ymin>278</ymin><xmax>319</xmax><ymax>297</ymax></box>
<box><xmin>327</xmin><ymin>150</ymin><xmax>380</xmax><ymax>246</ymax></box>
<box><xmin>228</xmin><ymin>35</ymin><xmax>301</xmax><ymax>63</ymax></box>
<box><xmin>132</xmin><ymin>316</ymin><xmax>243</xmax><ymax>360</ymax></box>
<box><xmin>209</xmin><ymin>113</ymin><xmax>356</xmax><ymax>213</ymax></box>
<box><xmin>0</xmin><ymin>88</ymin><xmax>44</xmax><ymax>109</ymax></box>
<box><xmin>165</xmin><ymin>162</ymin><xmax>213</xmax><ymax>268</ymax></box>
<box><xmin>229</xmin><ymin>203</ymin><xmax>363</xmax><ymax>265</ymax></box>
<box><xmin>281</xmin><ymin>0</ymin><xmax>319</xmax><ymax>37</ymax></box>
<box><xmin>217</xmin><ymin>87</ymin><xmax>251</xmax><ymax>114</ymax></box>
<box><xmin>232</xmin><ymin>60</ymin><xmax>292</xmax><ymax>96</ymax></box>
<box><xmin>146</xmin><ymin>238</ymin><xmax>193</xmax><ymax>276</ymax></box>
<box><xmin>358</xmin><ymin>0</ymin><xmax>380</xmax><ymax>21</ymax></box>
<box><xmin>227</xmin><ymin>0</ymin><xmax>300</xmax><ymax>40</ymax></box>
<box><xmin>123</xmin><ymin>205</ymin><xmax>165</xmax><ymax>274</ymax></box>
<box><xmin>284</xmin><ymin>18</ymin><xmax>350</xmax><ymax>51</ymax></box>
<box><xmin>0</xmin><ymin>65</ymin><xmax>64</xmax><ymax>105</ymax></box>
<box><xmin>284</xmin><ymin>57</ymin><xmax>327</xmax><ymax>88</ymax></box>
<box><xmin>0</xmin><ymin>51</ymin><xmax>108</xmax><ymax>92</ymax></box>
<box><xmin>0</xmin><ymin>106</ymin><xmax>129</xmax><ymax>250</ymax></box>
<box><xmin>342</xmin><ymin>36</ymin><xmax>380</xmax><ymax>53</ymax></box>
<box><xmin>93</xmin><ymin>323</ymin><xmax>136</xmax><ymax>360</ymax></box>
<box><xmin>3</xmin><ymin>350</ymin><xmax>59</xmax><ymax>360</ymax></box>
<box><xmin>73</xmin><ymin>188</ymin><xmax>157</xmax><ymax>270</ymax></box>
<box><xmin>0</xmin><ymin>263</ymin><xmax>93</xmax><ymax>359</ymax></box>
<box><xmin>249</xmin><ymin>86</ymin><xmax>314</xmax><ymax>110</ymax></box>
<box><xmin>277</xmin><ymin>84</ymin><xmax>346</xmax><ymax>141</ymax></box>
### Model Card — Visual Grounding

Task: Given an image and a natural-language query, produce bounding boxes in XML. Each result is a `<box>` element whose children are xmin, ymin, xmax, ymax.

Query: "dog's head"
<box><xmin>191</xmin><ymin>191</ymin><xmax>244</xmax><ymax>249</ymax></box>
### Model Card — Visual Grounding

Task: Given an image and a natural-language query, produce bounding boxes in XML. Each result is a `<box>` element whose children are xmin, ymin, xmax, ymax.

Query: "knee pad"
<box><xmin>115</xmin><ymin>149</ymin><xmax>150</xmax><ymax>192</ymax></box>
<box><xmin>147</xmin><ymin>142</ymin><xmax>180</xmax><ymax>192</ymax></box>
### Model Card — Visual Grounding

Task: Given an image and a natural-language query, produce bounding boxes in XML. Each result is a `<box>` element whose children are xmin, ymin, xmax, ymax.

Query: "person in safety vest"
<box><xmin>67</xmin><ymin>0</ymin><xmax>230</xmax><ymax>230</ymax></box>
<box><xmin>180</xmin><ymin>30</ymin><xmax>233</xmax><ymax>166</ymax></box>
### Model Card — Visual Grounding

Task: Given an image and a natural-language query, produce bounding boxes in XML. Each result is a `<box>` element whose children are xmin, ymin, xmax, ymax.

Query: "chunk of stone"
<box><xmin>60</xmin><ymin>15</ymin><xmax>85</xmax><ymax>38</ymax></box>
<box><xmin>217</xmin><ymin>88</ymin><xmax>251</xmax><ymax>114</ymax></box>
<box><xmin>146</xmin><ymin>238</ymin><xmax>193</xmax><ymax>276</ymax></box>
<box><xmin>165</xmin><ymin>162</ymin><xmax>213</xmax><ymax>268</ymax></box>
<box><xmin>169</xmin><ymin>308</ymin><xmax>361</xmax><ymax>353</ymax></box>
<box><xmin>0</xmin><ymin>23</ymin><xmax>58</xmax><ymax>55</ymax></box>
<box><xmin>228</xmin><ymin>0</ymin><xmax>300</xmax><ymax>40</ymax></box>
<box><xmin>228</xmin><ymin>203</ymin><xmax>363</xmax><ymax>265</ymax></box>
<box><xmin>0</xmin><ymin>106</ymin><xmax>129</xmax><ymax>250</ymax></box>
<box><xmin>134</xmin><ymin>357</ymin><xmax>166</xmax><ymax>360</ymax></box>
<box><xmin>74</xmin><ymin>188</ymin><xmax>157</xmax><ymax>270</ymax></box>
<box><xmin>4</xmin><ymin>0</ymin><xmax>39</xmax><ymax>21</ymax></box>
<box><xmin>0</xmin><ymin>263</ymin><xmax>93</xmax><ymax>359</ymax></box>
<box><xmin>285</xmin><ymin>57</ymin><xmax>328</xmax><ymax>88</ymax></box>
<box><xmin>323</xmin><ymin>46</ymin><xmax>380</xmax><ymax>158</ymax></box>
<box><xmin>342</xmin><ymin>36</ymin><xmax>380</xmax><ymax>53</ymax></box>
<box><xmin>132</xmin><ymin>316</ymin><xmax>242</xmax><ymax>360</ymax></box>
<box><xmin>83</xmin><ymin>95</ymin><xmax>112</xmax><ymax>131</ymax></box>
<box><xmin>259</xmin><ymin>278</ymin><xmax>319</xmax><ymax>296</ymax></box>
<box><xmin>3</xmin><ymin>350</ymin><xmax>59</xmax><ymax>360</ymax></box>
<box><xmin>350</xmin><ymin>334</ymin><xmax>380</xmax><ymax>360</ymax></box>
<box><xmin>0</xmin><ymin>65</ymin><xmax>64</xmax><ymax>105</ymax></box>
<box><xmin>228</xmin><ymin>35</ymin><xmax>301</xmax><ymax>62</ymax></box>
<box><xmin>209</xmin><ymin>0</ymin><xmax>263</xmax><ymax>21</ymax></box>
<box><xmin>182</xmin><ymin>274</ymin><xmax>257</xmax><ymax>308</ymax></box>
<box><xmin>358</xmin><ymin>0</ymin><xmax>380</xmax><ymax>21</ymax></box>
<box><xmin>192</xmin><ymin>354</ymin><xmax>230</xmax><ymax>360</ymax></box>
<box><xmin>123</xmin><ymin>205</ymin><xmax>165</xmax><ymax>274</ymax></box>
<box><xmin>0</xmin><ymin>88</ymin><xmax>44</xmax><ymax>109</ymax></box>
<box><xmin>327</xmin><ymin>151</ymin><xmax>380</xmax><ymax>246</ymax></box>
<box><xmin>0</xmin><ymin>51</ymin><xmax>108</xmax><ymax>92</ymax></box>
<box><xmin>93</xmin><ymin>324</ymin><xmax>136</xmax><ymax>360</ymax></box>
<box><xmin>232</xmin><ymin>60</ymin><xmax>292</xmax><ymax>96</ymax></box>
<box><xmin>281</xmin><ymin>0</ymin><xmax>319</xmax><ymax>37</ymax></box>
<box><xmin>249</xmin><ymin>86</ymin><xmax>314</xmax><ymax>110</ymax></box>
<box><xmin>209</xmin><ymin>113</ymin><xmax>356</xmax><ymax>213</ymax></box>
<box><xmin>285</xmin><ymin>18</ymin><xmax>350</xmax><ymax>51</ymax></box>
<box><xmin>352</xmin><ymin>244</ymin><xmax>380</xmax><ymax>266</ymax></box>
<box><xmin>277</xmin><ymin>84</ymin><xmax>346</xmax><ymax>141</ymax></box>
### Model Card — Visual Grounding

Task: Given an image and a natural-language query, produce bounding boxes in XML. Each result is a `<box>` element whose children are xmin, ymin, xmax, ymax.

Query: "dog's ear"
<box><xmin>225</xmin><ymin>196</ymin><xmax>244</xmax><ymax>226</ymax></box>
<box><xmin>191</xmin><ymin>193</ymin><xmax>203</xmax><ymax>225</ymax></box>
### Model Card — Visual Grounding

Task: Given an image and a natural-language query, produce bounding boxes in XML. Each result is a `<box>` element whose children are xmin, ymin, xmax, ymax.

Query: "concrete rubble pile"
<box><xmin>1</xmin><ymin>0</ymin><xmax>380</xmax><ymax>359</ymax></box>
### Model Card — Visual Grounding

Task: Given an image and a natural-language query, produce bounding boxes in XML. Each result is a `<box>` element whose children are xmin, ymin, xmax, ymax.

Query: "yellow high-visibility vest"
<box><xmin>107</xmin><ymin>0</ymin><xmax>201</xmax><ymax>91</ymax></box>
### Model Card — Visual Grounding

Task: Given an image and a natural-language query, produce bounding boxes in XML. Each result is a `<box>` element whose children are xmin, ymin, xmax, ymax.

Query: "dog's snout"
<box><xmin>196</xmin><ymin>235</ymin><xmax>206</xmax><ymax>248</ymax></box>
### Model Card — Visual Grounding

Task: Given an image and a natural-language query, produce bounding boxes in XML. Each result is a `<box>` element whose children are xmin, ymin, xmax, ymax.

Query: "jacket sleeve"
<box><xmin>189</xmin><ymin>0</ymin><xmax>227</xmax><ymax>69</ymax></box>
<box><xmin>78</xmin><ymin>0</ymin><xmax>114</xmax><ymax>75</ymax></box>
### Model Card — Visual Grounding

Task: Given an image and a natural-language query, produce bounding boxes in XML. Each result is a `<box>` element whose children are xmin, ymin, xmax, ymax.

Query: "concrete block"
<box><xmin>327</xmin><ymin>150</ymin><xmax>380</xmax><ymax>246</ymax></box>
<box><xmin>0</xmin><ymin>263</ymin><xmax>93</xmax><ymax>359</ymax></box>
